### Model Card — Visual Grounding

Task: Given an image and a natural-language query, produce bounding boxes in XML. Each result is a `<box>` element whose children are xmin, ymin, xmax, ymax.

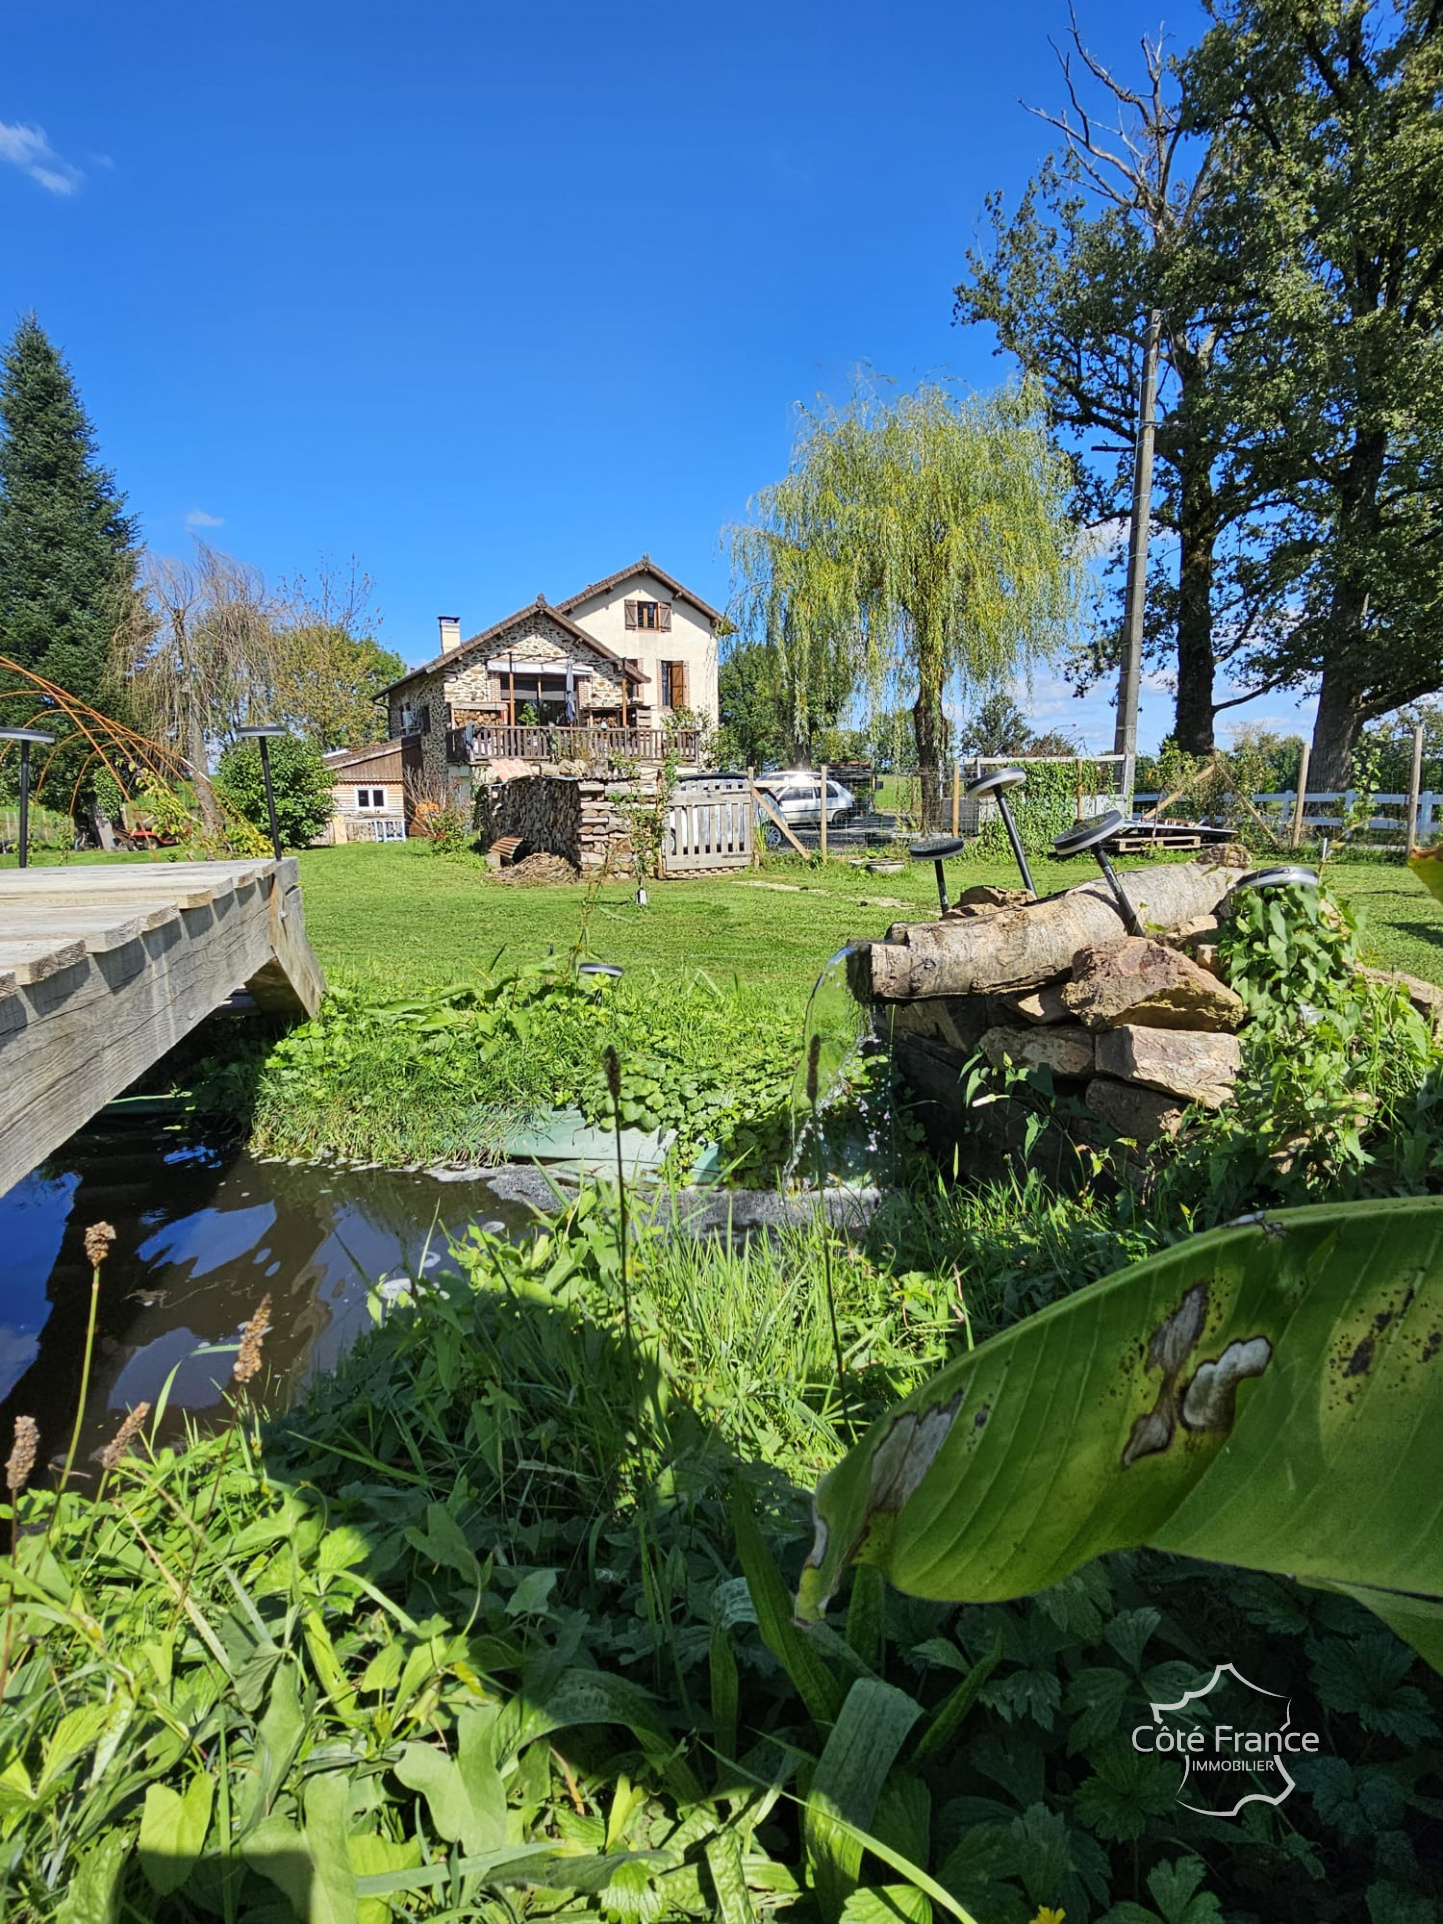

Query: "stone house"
<box><xmin>374</xmin><ymin>559</ymin><xmax>722</xmax><ymax>821</ymax></box>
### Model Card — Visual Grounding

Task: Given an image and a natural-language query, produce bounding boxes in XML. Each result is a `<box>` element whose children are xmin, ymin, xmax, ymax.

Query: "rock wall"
<box><xmin>868</xmin><ymin>868</ymin><xmax>1248</xmax><ymax>1172</ymax></box>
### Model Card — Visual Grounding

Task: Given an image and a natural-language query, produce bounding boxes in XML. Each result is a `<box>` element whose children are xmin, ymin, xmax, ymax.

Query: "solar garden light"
<box><xmin>0</xmin><ymin>727</ymin><xmax>57</xmax><ymax>870</ymax></box>
<box><xmin>1232</xmin><ymin>864</ymin><xmax>1320</xmax><ymax>896</ymax></box>
<box><xmin>577</xmin><ymin>961</ymin><xmax>623</xmax><ymax>1000</ymax></box>
<box><xmin>908</xmin><ymin>835</ymin><xmax>968</xmax><ymax>914</ymax></box>
<box><xmin>1051</xmin><ymin>808</ymin><xmax>1144</xmax><ymax>936</ymax></box>
<box><xmin>236</xmin><ymin>724</ymin><xmax>288</xmax><ymax>862</ymax></box>
<box><xmin>964</xmin><ymin>765</ymin><xmax>1035</xmax><ymax>896</ymax></box>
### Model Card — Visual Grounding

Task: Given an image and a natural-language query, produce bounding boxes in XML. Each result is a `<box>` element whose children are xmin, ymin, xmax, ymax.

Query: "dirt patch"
<box><xmin>492</xmin><ymin>852</ymin><xmax>581</xmax><ymax>886</ymax></box>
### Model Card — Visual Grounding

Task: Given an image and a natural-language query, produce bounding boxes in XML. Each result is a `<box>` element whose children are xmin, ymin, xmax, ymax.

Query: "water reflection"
<box><xmin>0</xmin><ymin>1119</ymin><xmax>536</xmax><ymax>1474</ymax></box>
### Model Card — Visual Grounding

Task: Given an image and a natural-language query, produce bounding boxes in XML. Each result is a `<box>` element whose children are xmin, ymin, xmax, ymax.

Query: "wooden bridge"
<box><xmin>0</xmin><ymin>858</ymin><xmax>324</xmax><ymax>1199</ymax></box>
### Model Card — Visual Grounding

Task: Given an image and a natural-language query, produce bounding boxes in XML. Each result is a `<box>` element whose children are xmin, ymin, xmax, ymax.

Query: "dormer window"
<box><xmin>625</xmin><ymin>599</ymin><xmax>671</xmax><ymax>632</ymax></box>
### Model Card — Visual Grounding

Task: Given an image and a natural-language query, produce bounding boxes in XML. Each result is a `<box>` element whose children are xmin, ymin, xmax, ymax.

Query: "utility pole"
<box><xmin>1114</xmin><ymin>309</ymin><xmax>1162</xmax><ymax>807</ymax></box>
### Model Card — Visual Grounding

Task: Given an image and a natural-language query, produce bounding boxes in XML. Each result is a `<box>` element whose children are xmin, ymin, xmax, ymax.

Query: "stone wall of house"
<box><xmin>476</xmin><ymin>774</ymin><xmax>654</xmax><ymax>877</ymax></box>
<box><xmin>444</xmin><ymin>612</ymin><xmax>632</xmax><ymax>718</ymax></box>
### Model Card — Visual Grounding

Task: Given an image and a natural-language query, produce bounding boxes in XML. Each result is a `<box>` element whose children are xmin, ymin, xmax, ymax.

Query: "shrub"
<box><xmin>213</xmin><ymin>733</ymin><xmax>334</xmax><ymax>848</ymax></box>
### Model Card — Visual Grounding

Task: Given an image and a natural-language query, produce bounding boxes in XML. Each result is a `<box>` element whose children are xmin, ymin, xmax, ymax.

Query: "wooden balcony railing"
<box><xmin>445</xmin><ymin>724</ymin><xmax>701</xmax><ymax>767</ymax></box>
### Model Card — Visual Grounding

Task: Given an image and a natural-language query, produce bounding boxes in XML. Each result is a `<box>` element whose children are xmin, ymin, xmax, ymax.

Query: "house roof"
<box><xmin>323</xmin><ymin>738</ymin><xmax>404</xmax><ymax>771</ymax></box>
<box><xmin>557</xmin><ymin>555</ymin><xmax>724</xmax><ymax>625</ymax></box>
<box><xmin>374</xmin><ymin>598</ymin><xmax>651</xmax><ymax>699</ymax></box>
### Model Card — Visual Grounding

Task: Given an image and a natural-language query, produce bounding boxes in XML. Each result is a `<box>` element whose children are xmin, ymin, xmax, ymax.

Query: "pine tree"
<box><xmin>0</xmin><ymin>315</ymin><xmax>138</xmax><ymax>711</ymax></box>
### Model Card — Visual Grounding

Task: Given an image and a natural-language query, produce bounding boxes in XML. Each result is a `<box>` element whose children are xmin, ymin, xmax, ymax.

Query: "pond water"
<box><xmin>0</xmin><ymin>1115</ymin><xmax>541</xmax><ymax>1478</ymax></box>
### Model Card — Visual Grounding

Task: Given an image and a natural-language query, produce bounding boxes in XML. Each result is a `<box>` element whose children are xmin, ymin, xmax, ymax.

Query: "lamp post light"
<box><xmin>236</xmin><ymin>725</ymin><xmax>288</xmax><ymax>863</ymax></box>
<box><xmin>0</xmin><ymin>727</ymin><xmax>57</xmax><ymax>869</ymax></box>
<box><xmin>908</xmin><ymin>834</ymin><xmax>969</xmax><ymax>915</ymax></box>
<box><xmin>964</xmin><ymin>766</ymin><xmax>1035</xmax><ymax>896</ymax></box>
<box><xmin>1051</xmin><ymin>808</ymin><xmax>1144</xmax><ymax>936</ymax></box>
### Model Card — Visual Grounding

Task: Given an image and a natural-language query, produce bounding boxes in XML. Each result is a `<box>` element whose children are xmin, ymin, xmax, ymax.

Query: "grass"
<box><xmin>9</xmin><ymin>834</ymin><xmax>1443</xmax><ymax>990</ymax></box>
<box><xmin>281</xmin><ymin>840</ymin><xmax>1443</xmax><ymax>991</ymax></box>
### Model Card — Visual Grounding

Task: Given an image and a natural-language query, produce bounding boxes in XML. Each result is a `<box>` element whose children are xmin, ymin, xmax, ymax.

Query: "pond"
<box><xmin>0</xmin><ymin>1113</ymin><xmax>543</xmax><ymax>1478</ymax></box>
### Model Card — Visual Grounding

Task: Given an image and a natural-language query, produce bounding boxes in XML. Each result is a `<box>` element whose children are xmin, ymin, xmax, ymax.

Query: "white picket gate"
<box><xmin>663</xmin><ymin>778</ymin><xmax>753</xmax><ymax>874</ymax></box>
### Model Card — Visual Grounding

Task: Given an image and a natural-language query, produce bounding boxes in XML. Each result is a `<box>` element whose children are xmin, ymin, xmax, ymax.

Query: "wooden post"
<box><xmin>1290</xmin><ymin>741</ymin><xmax>1312</xmax><ymax>849</ymax></box>
<box><xmin>1407</xmin><ymin>722</ymin><xmax>1425</xmax><ymax>850</ymax></box>
<box><xmin>819</xmin><ymin>763</ymin><xmax>828</xmax><ymax>861</ymax></box>
<box><xmin>951</xmin><ymin>762</ymin><xmax>961</xmax><ymax>836</ymax></box>
<box><xmin>753</xmin><ymin>782</ymin><xmax>811</xmax><ymax>859</ymax></box>
<box><xmin>747</xmin><ymin>767</ymin><xmax>758</xmax><ymax>866</ymax></box>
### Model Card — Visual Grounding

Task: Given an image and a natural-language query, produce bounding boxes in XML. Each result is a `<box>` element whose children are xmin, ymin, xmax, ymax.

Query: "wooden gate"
<box><xmin>663</xmin><ymin>777</ymin><xmax>753</xmax><ymax>874</ymax></box>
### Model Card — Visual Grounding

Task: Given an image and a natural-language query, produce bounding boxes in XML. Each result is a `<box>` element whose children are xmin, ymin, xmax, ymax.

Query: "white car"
<box><xmin>756</xmin><ymin>771</ymin><xmax>857</xmax><ymax>844</ymax></box>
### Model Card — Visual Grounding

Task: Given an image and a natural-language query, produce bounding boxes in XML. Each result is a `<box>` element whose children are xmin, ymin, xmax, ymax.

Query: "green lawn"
<box><xmin>287</xmin><ymin>841</ymin><xmax>1443</xmax><ymax>993</ymax></box>
<box><xmin>10</xmin><ymin>836</ymin><xmax>1442</xmax><ymax>991</ymax></box>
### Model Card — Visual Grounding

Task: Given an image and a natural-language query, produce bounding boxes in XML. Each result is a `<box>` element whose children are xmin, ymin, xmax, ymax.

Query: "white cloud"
<box><xmin>0</xmin><ymin>121</ymin><xmax>82</xmax><ymax>195</ymax></box>
<box><xmin>185</xmin><ymin>507</ymin><xmax>224</xmax><ymax>528</ymax></box>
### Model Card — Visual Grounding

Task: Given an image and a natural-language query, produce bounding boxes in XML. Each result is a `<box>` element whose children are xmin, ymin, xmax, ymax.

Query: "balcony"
<box><xmin>446</xmin><ymin>722</ymin><xmax>701</xmax><ymax>768</ymax></box>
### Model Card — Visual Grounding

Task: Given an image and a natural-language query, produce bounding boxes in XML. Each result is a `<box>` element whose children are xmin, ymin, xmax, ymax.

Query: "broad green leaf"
<box><xmin>705</xmin><ymin>1828</ymin><xmax>758</xmax><ymax>1924</ymax></box>
<box><xmin>139</xmin><ymin>1774</ymin><xmax>214</xmax><ymax>1896</ymax></box>
<box><xmin>354</xmin><ymin>1843</ymin><xmax>668</xmax><ymax>1899</ymax></box>
<box><xmin>840</xmin><ymin>1887</ymin><xmax>931</xmax><ymax>1923</ymax></box>
<box><xmin>239</xmin><ymin>1658</ymin><xmax>307</xmax><ymax>1830</ymax></box>
<box><xmin>55</xmin><ymin>1831</ymin><xmax>127</xmax><ymax>1924</ymax></box>
<box><xmin>242</xmin><ymin>1813</ymin><xmax>312</xmax><ymax>1918</ymax></box>
<box><xmin>303</xmin><ymin>1773</ymin><xmax>360</xmax><ymax>1924</ymax></box>
<box><xmin>37</xmin><ymin>1703</ymin><xmax>112</xmax><ymax>1798</ymax></box>
<box><xmin>709</xmin><ymin>1620</ymin><xmax>739</xmax><ymax>1763</ymax></box>
<box><xmin>349</xmin><ymin>1833</ymin><xmax>422</xmax><ymax>1924</ymax></box>
<box><xmin>804</xmin><ymin>1678</ymin><xmax>922</xmax><ymax>1922</ymax></box>
<box><xmin>731</xmin><ymin>1486</ymin><xmax>843</xmax><ymax>1727</ymax></box>
<box><xmin>798</xmin><ymin>1199</ymin><xmax>1443</xmax><ymax>1669</ymax></box>
<box><xmin>395</xmin><ymin>1714</ymin><xmax>505</xmax><ymax>1857</ymax></box>
<box><xmin>402</xmin><ymin>1502</ymin><xmax>481</xmax><ymax>1585</ymax></box>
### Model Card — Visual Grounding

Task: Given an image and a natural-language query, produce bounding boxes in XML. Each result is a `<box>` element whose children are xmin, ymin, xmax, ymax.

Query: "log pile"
<box><xmin>477</xmin><ymin>774</ymin><xmax>645</xmax><ymax>878</ymax></box>
<box><xmin>865</xmin><ymin>862</ymin><xmax>1249</xmax><ymax>1162</ymax></box>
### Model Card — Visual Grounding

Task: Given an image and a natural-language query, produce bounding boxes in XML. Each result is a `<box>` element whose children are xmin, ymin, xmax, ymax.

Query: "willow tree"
<box><xmin>729</xmin><ymin>381</ymin><xmax>1081</xmax><ymax>824</ymax></box>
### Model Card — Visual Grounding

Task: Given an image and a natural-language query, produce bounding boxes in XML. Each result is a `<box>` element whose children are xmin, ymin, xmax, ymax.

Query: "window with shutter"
<box><xmin>627</xmin><ymin>600</ymin><xmax>669</xmax><ymax>632</ymax></box>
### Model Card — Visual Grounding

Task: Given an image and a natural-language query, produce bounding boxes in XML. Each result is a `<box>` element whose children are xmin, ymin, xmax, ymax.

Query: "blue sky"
<box><xmin>1</xmin><ymin>0</ymin><xmax>1316</xmax><ymax>754</ymax></box>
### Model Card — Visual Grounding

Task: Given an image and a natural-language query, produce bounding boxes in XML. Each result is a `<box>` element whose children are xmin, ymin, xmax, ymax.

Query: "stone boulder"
<box><xmin>946</xmin><ymin>884</ymin><xmax>1036</xmax><ymax>919</ymax></box>
<box><xmin>1085</xmin><ymin>1076</ymin><xmax>1188</xmax><ymax>1143</ymax></box>
<box><xmin>981</xmin><ymin>1023</ymin><xmax>1094</xmax><ymax>1079</ymax></box>
<box><xmin>1094</xmin><ymin>1025</ymin><xmax>1241</xmax><ymax>1108</ymax></box>
<box><xmin>1063</xmin><ymin>937</ymin><xmax>1246</xmax><ymax>1033</ymax></box>
<box><xmin>887</xmin><ymin>995</ymin><xmax>994</xmax><ymax>1057</ymax></box>
<box><xmin>1000</xmin><ymin>982</ymin><xmax>1073</xmax><ymax>1025</ymax></box>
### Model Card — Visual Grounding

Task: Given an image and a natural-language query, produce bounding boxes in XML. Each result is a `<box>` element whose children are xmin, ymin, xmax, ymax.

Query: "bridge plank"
<box><xmin>0</xmin><ymin>936</ymin><xmax>89</xmax><ymax>984</ymax></box>
<box><xmin>0</xmin><ymin>857</ymin><xmax>325</xmax><ymax>1196</ymax></box>
<box><xmin>0</xmin><ymin>903</ymin><xmax>182</xmax><ymax>948</ymax></box>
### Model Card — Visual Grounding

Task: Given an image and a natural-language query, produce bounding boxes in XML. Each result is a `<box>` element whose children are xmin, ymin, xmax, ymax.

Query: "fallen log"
<box><xmin>857</xmin><ymin>861</ymin><xmax>1235</xmax><ymax>1001</ymax></box>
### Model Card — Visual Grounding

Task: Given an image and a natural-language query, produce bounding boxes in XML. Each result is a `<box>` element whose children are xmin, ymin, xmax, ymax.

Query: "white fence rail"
<box><xmin>1135</xmin><ymin>790</ymin><xmax>1443</xmax><ymax>842</ymax></box>
<box><xmin>663</xmin><ymin>778</ymin><xmax>753</xmax><ymax>874</ymax></box>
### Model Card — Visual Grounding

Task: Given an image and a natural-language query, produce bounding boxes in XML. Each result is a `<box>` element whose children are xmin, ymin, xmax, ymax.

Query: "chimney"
<box><xmin>438</xmin><ymin>615</ymin><xmax>462</xmax><ymax>654</ymax></box>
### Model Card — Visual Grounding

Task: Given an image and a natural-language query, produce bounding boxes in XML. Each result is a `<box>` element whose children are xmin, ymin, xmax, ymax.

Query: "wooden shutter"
<box><xmin>678</xmin><ymin>660</ymin><xmax>690</xmax><ymax>707</ymax></box>
<box><xmin>419</xmin><ymin>703</ymin><xmax>431</xmax><ymax>735</ymax></box>
<box><xmin>625</xmin><ymin>600</ymin><xmax>638</xmax><ymax>630</ymax></box>
<box><xmin>658</xmin><ymin>602</ymin><xmax>672</xmax><ymax>632</ymax></box>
